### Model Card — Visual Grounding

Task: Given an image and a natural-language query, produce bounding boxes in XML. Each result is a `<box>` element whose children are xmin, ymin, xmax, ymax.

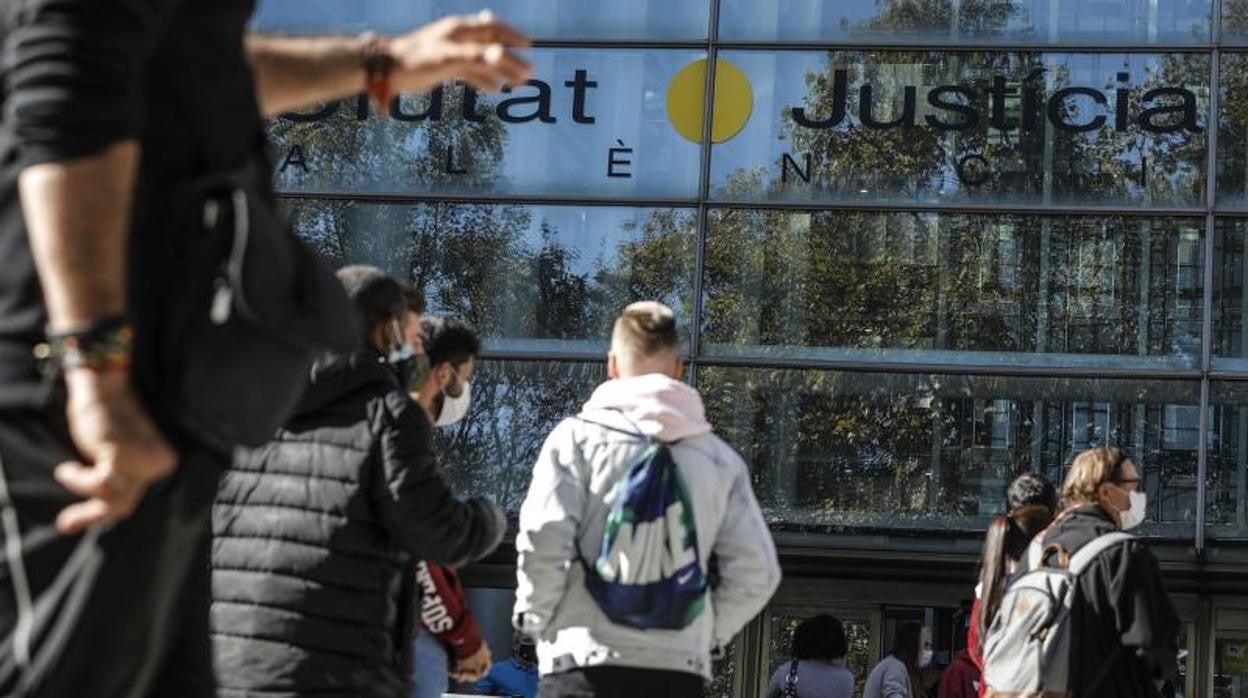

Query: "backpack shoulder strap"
<box><xmin>1067</xmin><ymin>532</ymin><xmax>1134</xmax><ymax>575</ymax></box>
<box><xmin>1025</xmin><ymin>536</ymin><xmax>1045</xmax><ymax>571</ymax></box>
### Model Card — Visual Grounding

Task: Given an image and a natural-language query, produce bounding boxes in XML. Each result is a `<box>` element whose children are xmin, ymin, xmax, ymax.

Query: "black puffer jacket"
<box><xmin>211</xmin><ymin>350</ymin><xmax>505</xmax><ymax>697</ymax></box>
<box><xmin>1025</xmin><ymin>506</ymin><xmax>1179</xmax><ymax>698</ymax></box>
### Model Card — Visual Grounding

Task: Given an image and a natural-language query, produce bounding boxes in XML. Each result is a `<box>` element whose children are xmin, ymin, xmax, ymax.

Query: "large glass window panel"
<box><xmin>703</xmin><ymin>210</ymin><xmax>1204</xmax><ymax>368</ymax></box>
<box><xmin>1214</xmin><ymin>219</ymin><xmax>1248</xmax><ymax>358</ymax></box>
<box><xmin>720</xmin><ymin>0</ymin><xmax>1211</xmax><ymax>45</ymax></box>
<box><xmin>283</xmin><ymin>200</ymin><xmax>697</xmax><ymax>352</ymax></box>
<box><xmin>436</xmin><ymin>360</ymin><xmax>607</xmax><ymax>512</ymax></box>
<box><xmin>251</xmin><ymin>0</ymin><xmax>709</xmax><ymax>40</ymax></box>
<box><xmin>1218</xmin><ymin>54</ymin><xmax>1248</xmax><ymax>208</ymax></box>
<box><xmin>710</xmin><ymin>51</ymin><xmax>1209</xmax><ymax>207</ymax></box>
<box><xmin>1206</xmin><ymin>382</ymin><xmax>1248</xmax><ymax>539</ymax></box>
<box><xmin>698</xmin><ymin>367</ymin><xmax>1199</xmax><ymax>537</ymax></box>
<box><xmin>1225</xmin><ymin>1</ymin><xmax>1248</xmax><ymax>46</ymax></box>
<box><xmin>269</xmin><ymin>49</ymin><xmax>705</xmax><ymax>198</ymax></box>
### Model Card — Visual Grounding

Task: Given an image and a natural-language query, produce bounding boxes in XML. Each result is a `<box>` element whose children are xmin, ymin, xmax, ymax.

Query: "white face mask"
<box><xmin>386</xmin><ymin>319</ymin><xmax>412</xmax><ymax>364</ymax></box>
<box><xmin>1119</xmin><ymin>490</ymin><xmax>1147</xmax><ymax>530</ymax></box>
<box><xmin>435</xmin><ymin>371</ymin><xmax>472</xmax><ymax>427</ymax></box>
<box><xmin>920</xmin><ymin>649</ymin><xmax>934</xmax><ymax>668</ymax></box>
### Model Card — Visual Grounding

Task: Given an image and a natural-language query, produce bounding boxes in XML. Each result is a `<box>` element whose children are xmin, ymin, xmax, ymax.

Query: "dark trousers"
<box><xmin>0</xmin><ymin>407</ymin><xmax>221</xmax><ymax>698</ymax></box>
<box><xmin>539</xmin><ymin>666</ymin><xmax>706</xmax><ymax>698</ymax></box>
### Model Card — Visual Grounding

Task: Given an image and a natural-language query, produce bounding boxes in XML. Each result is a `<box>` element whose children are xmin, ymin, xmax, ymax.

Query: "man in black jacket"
<box><xmin>211</xmin><ymin>266</ymin><xmax>506</xmax><ymax>698</ymax></box>
<box><xmin>1027</xmin><ymin>447</ymin><xmax>1179</xmax><ymax>697</ymax></box>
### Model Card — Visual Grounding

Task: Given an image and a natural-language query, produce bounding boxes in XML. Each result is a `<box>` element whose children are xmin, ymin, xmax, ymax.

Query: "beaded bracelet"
<box><xmin>36</xmin><ymin>316</ymin><xmax>133</xmax><ymax>371</ymax></box>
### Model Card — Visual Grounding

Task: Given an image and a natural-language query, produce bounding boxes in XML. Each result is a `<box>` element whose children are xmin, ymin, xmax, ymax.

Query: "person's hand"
<box><xmin>53</xmin><ymin>368</ymin><xmax>177</xmax><ymax>534</ymax></box>
<box><xmin>450</xmin><ymin>643</ymin><xmax>492</xmax><ymax>683</ymax></box>
<box><xmin>387</xmin><ymin>10</ymin><xmax>533</xmax><ymax>94</ymax></box>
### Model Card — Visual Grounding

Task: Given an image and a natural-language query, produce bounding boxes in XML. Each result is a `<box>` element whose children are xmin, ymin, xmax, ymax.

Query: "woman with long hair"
<box><xmin>966</xmin><ymin>472</ymin><xmax>1058</xmax><ymax>696</ymax></box>
<box><xmin>864</xmin><ymin>623</ymin><xmax>932</xmax><ymax>698</ymax></box>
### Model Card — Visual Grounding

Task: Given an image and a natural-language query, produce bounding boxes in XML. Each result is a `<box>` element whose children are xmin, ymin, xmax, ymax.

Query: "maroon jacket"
<box><xmin>415</xmin><ymin>561</ymin><xmax>484</xmax><ymax>659</ymax></box>
<box><xmin>939</xmin><ymin>651</ymin><xmax>981</xmax><ymax>698</ymax></box>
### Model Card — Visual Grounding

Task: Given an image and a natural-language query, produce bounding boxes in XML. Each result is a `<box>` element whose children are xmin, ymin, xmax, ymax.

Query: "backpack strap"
<box><xmin>1066</xmin><ymin>532</ymin><xmax>1134</xmax><ymax>576</ymax></box>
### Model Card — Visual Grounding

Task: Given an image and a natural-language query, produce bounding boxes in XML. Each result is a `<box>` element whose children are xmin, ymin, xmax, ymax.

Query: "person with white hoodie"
<box><xmin>513</xmin><ymin>301</ymin><xmax>782</xmax><ymax>698</ymax></box>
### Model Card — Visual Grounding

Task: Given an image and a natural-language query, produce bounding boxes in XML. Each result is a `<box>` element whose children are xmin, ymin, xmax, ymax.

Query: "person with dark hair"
<box><xmin>764</xmin><ymin>615</ymin><xmax>854</xmax><ymax>698</ymax></box>
<box><xmin>864</xmin><ymin>623</ymin><xmax>932</xmax><ymax>698</ymax></box>
<box><xmin>965</xmin><ymin>472</ymin><xmax>1058</xmax><ymax>696</ymax></box>
<box><xmin>405</xmin><ymin>314</ymin><xmax>494</xmax><ymax>698</ymax></box>
<box><xmin>409</xmin><ymin>316</ymin><xmax>482</xmax><ymax>428</ymax></box>
<box><xmin>211</xmin><ymin>266</ymin><xmax>507</xmax><ymax>697</ymax></box>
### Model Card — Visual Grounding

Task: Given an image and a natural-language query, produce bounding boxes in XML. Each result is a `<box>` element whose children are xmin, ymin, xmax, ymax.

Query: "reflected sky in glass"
<box><xmin>719</xmin><ymin>0</ymin><xmax>1211</xmax><ymax>45</ymax></box>
<box><xmin>270</xmin><ymin>49</ymin><xmax>705</xmax><ymax>199</ymax></box>
<box><xmin>251</xmin><ymin>0</ymin><xmax>709</xmax><ymax>40</ymax></box>
<box><xmin>711</xmin><ymin>50</ymin><xmax>1209</xmax><ymax>207</ymax></box>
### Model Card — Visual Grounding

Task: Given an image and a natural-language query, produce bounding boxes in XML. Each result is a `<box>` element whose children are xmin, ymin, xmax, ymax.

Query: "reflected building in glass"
<box><xmin>253</xmin><ymin>1</ymin><xmax>1248</xmax><ymax>695</ymax></box>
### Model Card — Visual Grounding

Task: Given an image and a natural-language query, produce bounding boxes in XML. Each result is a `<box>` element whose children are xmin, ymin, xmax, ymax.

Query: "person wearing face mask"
<box><xmin>864</xmin><ymin>624</ymin><xmax>932</xmax><ymax>698</ymax></box>
<box><xmin>1013</xmin><ymin>446</ymin><xmax>1179</xmax><ymax>698</ymax></box>
<box><xmin>474</xmin><ymin>633</ymin><xmax>541</xmax><ymax>698</ymax></box>
<box><xmin>211</xmin><ymin>266</ymin><xmax>506</xmax><ymax>698</ymax></box>
<box><xmin>399</xmin><ymin>300</ymin><xmax>495</xmax><ymax>698</ymax></box>
<box><xmin>409</xmin><ymin>316</ymin><xmax>479</xmax><ymax>429</ymax></box>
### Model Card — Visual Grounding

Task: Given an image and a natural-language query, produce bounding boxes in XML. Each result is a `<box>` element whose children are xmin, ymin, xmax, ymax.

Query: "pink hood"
<box><xmin>580</xmin><ymin>374</ymin><xmax>713</xmax><ymax>442</ymax></box>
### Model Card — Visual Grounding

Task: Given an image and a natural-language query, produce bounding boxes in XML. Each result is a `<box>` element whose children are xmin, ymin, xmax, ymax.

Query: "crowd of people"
<box><xmin>0</xmin><ymin>2</ymin><xmax>1188</xmax><ymax>697</ymax></box>
<box><xmin>767</xmin><ymin>451</ymin><xmax>1180</xmax><ymax>698</ymax></box>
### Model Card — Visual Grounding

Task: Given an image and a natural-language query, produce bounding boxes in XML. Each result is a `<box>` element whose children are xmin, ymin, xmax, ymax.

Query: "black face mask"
<box><xmin>394</xmin><ymin>354</ymin><xmax>432</xmax><ymax>393</ymax></box>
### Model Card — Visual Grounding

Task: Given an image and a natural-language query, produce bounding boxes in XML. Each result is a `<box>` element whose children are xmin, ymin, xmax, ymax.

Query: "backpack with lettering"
<box><xmin>982</xmin><ymin>531</ymin><xmax>1134</xmax><ymax>697</ymax></box>
<box><xmin>581</xmin><ymin>433</ymin><xmax>707</xmax><ymax>631</ymax></box>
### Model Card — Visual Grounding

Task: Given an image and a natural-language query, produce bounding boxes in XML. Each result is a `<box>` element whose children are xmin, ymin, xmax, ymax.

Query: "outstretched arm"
<box><xmin>246</xmin><ymin>11</ymin><xmax>532</xmax><ymax>116</ymax></box>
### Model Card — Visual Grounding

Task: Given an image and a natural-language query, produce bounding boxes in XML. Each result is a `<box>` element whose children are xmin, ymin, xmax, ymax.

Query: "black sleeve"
<box><xmin>370</xmin><ymin>395</ymin><xmax>505</xmax><ymax>567</ymax></box>
<box><xmin>4</xmin><ymin>0</ymin><xmax>163</xmax><ymax>166</ymax></box>
<box><xmin>1110</xmin><ymin>542</ymin><xmax>1180</xmax><ymax>684</ymax></box>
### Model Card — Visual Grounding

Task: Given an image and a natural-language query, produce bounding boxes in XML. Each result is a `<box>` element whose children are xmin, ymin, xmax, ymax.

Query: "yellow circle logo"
<box><xmin>666</xmin><ymin>59</ymin><xmax>753</xmax><ymax>144</ymax></box>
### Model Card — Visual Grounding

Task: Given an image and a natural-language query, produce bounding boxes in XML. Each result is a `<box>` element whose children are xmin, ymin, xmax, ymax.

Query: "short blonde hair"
<box><xmin>612</xmin><ymin>301</ymin><xmax>679</xmax><ymax>360</ymax></box>
<box><xmin>1061</xmin><ymin>446</ymin><xmax>1128</xmax><ymax>508</ymax></box>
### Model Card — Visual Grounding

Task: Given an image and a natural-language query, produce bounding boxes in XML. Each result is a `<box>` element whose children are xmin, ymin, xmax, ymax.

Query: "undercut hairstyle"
<box><xmin>1062</xmin><ymin>446</ymin><xmax>1129</xmax><ymax>508</ymax></box>
<box><xmin>421</xmin><ymin>316</ymin><xmax>481</xmax><ymax>369</ymax></box>
<box><xmin>1007</xmin><ymin>472</ymin><xmax>1059</xmax><ymax>513</ymax></box>
<box><xmin>612</xmin><ymin>301</ymin><xmax>679</xmax><ymax>360</ymax></box>
<box><xmin>792</xmin><ymin>615</ymin><xmax>849</xmax><ymax>662</ymax></box>
<box><xmin>403</xmin><ymin>284</ymin><xmax>426</xmax><ymax>315</ymax></box>
<box><xmin>335</xmin><ymin>265</ymin><xmax>404</xmax><ymax>344</ymax></box>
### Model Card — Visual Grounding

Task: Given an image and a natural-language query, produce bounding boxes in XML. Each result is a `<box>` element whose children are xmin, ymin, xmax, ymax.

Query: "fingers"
<box><xmin>435</xmin><ymin>42</ymin><xmax>532</xmax><ymax>90</ymax></box>
<box><xmin>53</xmin><ymin>460</ymin><xmax>140</xmax><ymax>534</ymax></box>
<box><xmin>450</xmin><ymin>10</ymin><xmax>532</xmax><ymax>48</ymax></box>
<box><xmin>453</xmin><ymin>64</ymin><xmax>508</xmax><ymax>94</ymax></box>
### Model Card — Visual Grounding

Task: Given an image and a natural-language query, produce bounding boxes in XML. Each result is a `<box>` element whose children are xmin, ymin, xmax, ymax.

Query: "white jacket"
<box><xmin>514</xmin><ymin>374</ymin><xmax>782</xmax><ymax>680</ymax></box>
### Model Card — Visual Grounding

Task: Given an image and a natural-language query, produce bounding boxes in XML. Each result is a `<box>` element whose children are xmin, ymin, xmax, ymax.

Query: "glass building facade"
<box><xmin>254</xmin><ymin>1</ymin><xmax>1248</xmax><ymax>695</ymax></box>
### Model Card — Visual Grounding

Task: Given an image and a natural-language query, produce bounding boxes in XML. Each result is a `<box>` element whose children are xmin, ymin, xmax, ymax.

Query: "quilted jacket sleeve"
<box><xmin>372</xmin><ymin>395</ymin><xmax>505</xmax><ymax>567</ymax></box>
